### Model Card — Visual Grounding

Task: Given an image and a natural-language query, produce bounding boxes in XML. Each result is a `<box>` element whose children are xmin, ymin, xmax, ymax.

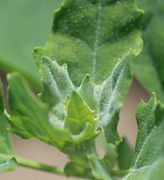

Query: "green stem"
<box><xmin>111</xmin><ymin>169</ymin><xmax>129</xmax><ymax>177</ymax></box>
<box><xmin>16</xmin><ymin>156</ymin><xmax>64</xmax><ymax>175</ymax></box>
<box><xmin>87</xmin><ymin>143</ymin><xmax>112</xmax><ymax>180</ymax></box>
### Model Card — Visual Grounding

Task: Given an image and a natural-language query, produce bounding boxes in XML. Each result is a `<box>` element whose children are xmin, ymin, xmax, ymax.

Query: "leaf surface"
<box><xmin>35</xmin><ymin>0</ymin><xmax>143</xmax><ymax>86</ymax></box>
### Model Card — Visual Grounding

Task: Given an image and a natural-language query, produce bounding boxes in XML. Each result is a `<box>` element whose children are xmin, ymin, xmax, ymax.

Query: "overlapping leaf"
<box><xmin>35</xmin><ymin>0</ymin><xmax>143</xmax><ymax>86</ymax></box>
<box><xmin>132</xmin><ymin>0</ymin><xmax>164</xmax><ymax>101</ymax></box>
<box><xmin>7</xmin><ymin>60</ymin><xmax>98</xmax><ymax>154</ymax></box>
<box><xmin>0</xmin><ymin>82</ymin><xmax>16</xmax><ymax>172</ymax></box>
<box><xmin>123</xmin><ymin>95</ymin><xmax>164</xmax><ymax>180</ymax></box>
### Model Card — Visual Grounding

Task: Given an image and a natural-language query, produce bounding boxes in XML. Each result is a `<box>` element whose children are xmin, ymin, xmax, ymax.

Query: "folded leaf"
<box><xmin>132</xmin><ymin>0</ymin><xmax>164</xmax><ymax>101</ymax></box>
<box><xmin>40</xmin><ymin>57</ymin><xmax>73</xmax><ymax>108</ymax></box>
<box><xmin>97</xmin><ymin>53</ymin><xmax>133</xmax><ymax>143</ymax></box>
<box><xmin>135</xmin><ymin>94</ymin><xmax>157</xmax><ymax>154</ymax></box>
<box><xmin>0</xmin><ymin>82</ymin><xmax>16</xmax><ymax>172</ymax></box>
<box><xmin>79</xmin><ymin>53</ymin><xmax>133</xmax><ymax>143</ymax></box>
<box><xmin>35</xmin><ymin>0</ymin><xmax>143</xmax><ymax>86</ymax></box>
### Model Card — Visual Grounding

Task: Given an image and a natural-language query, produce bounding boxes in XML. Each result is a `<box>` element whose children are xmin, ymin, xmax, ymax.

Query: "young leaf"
<box><xmin>7</xmin><ymin>73</ymin><xmax>98</xmax><ymax>153</ymax></box>
<box><xmin>78</xmin><ymin>75</ymin><xmax>96</xmax><ymax>110</ymax></box>
<box><xmin>65</xmin><ymin>91</ymin><xmax>96</xmax><ymax>135</ymax></box>
<box><xmin>122</xmin><ymin>95</ymin><xmax>164</xmax><ymax>179</ymax></box>
<box><xmin>35</xmin><ymin>0</ymin><xmax>143</xmax><ymax>86</ymax></box>
<box><xmin>40</xmin><ymin>57</ymin><xmax>73</xmax><ymax>108</ymax></box>
<box><xmin>135</xmin><ymin>94</ymin><xmax>157</xmax><ymax>154</ymax></box>
<box><xmin>64</xmin><ymin>155</ymin><xmax>94</xmax><ymax>179</ymax></box>
<box><xmin>0</xmin><ymin>82</ymin><xmax>17</xmax><ymax>172</ymax></box>
<box><xmin>97</xmin><ymin>53</ymin><xmax>133</xmax><ymax>143</ymax></box>
<box><xmin>117</xmin><ymin>138</ymin><xmax>134</xmax><ymax>170</ymax></box>
<box><xmin>132</xmin><ymin>0</ymin><xmax>164</xmax><ymax>101</ymax></box>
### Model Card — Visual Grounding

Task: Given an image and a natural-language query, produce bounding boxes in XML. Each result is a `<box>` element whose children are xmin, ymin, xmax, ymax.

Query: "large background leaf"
<box><xmin>0</xmin><ymin>82</ymin><xmax>16</xmax><ymax>172</ymax></box>
<box><xmin>0</xmin><ymin>0</ymin><xmax>63</xmax><ymax>86</ymax></box>
<box><xmin>35</xmin><ymin>0</ymin><xmax>143</xmax><ymax>86</ymax></box>
<box><xmin>132</xmin><ymin>0</ymin><xmax>164</xmax><ymax>101</ymax></box>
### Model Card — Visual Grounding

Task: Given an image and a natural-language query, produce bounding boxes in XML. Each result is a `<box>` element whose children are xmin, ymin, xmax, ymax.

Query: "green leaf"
<box><xmin>65</xmin><ymin>91</ymin><xmax>96</xmax><ymax>135</ymax></box>
<box><xmin>122</xmin><ymin>95</ymin><xmax>164</xmax><ymax>179</ymax></box>
<box><xmin>0</xmin><ymin>82</ymin><xmax>17</xmax><ymax>172</ymax></box>
<box><xmin>97</xmin><ymin>53</ymin><xmax>133</xmax><ymax>143</ymax></box>
<box><xmin>64</xmin><ymin>155</ymin><xmax>94</xmax><ymax>179</ymax></box>
<box><xmin>123</xmin><ymin>158</ymin><xmax>164</xmax><ymax>180</ymax></box>
<box><xmin>40</xmin><ymin>57</ymin><xmax>73</xmax><ymax>109</ymax></box>
<box><xmin>78</xmin><ymin>54</ymin><xmax>133</xmax><ymax>143</ymax></box>
<box><xmin>135</xmin><ymin>94</ymin><xmax>157</xmax><ymax>154</ymax></box>
<box><xmin>35</xmin><ymin>0</ymin><xmax>143</xmax><ymax>86</ymax></box>
<box><xmin>117</xmin><ymin>138</ymin><xmax>134</xmax><ymax>170</ymax></box>
<box><xmin>103</xmin><ymin>143</ymin><xmax>118</xmax><ymax>172</ymax></box>
<box><xmin>132</xmin><ymin>0</ymin><xmax>164</xmax><ymax>101</ymax></box>
<box><xmin>0</xmin><ymin>0</ymin><xmax>63</xmax><ymax>87</ymax></box>
<box><xmin>78</xmin><ymin>75</ymin><xmax>96</xmax><ymax>111</ymax></box>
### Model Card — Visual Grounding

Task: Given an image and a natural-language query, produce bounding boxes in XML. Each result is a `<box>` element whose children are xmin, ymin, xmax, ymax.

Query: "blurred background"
<box><xmin>0</xmin><ymin>0</ymin><xmax>154</xmax><ymax>179</ymax></box>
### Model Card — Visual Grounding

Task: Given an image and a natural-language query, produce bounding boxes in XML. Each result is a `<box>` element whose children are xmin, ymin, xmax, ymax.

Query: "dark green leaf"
<box><xmin>35</xmin><ymin>0</ymin><xmax>143</xmax><ymax>86</ymax></box>
<box><xmin>117</xmin><ymin>138</ymin><xmax>134</xmax><ymax>170</ymax></box>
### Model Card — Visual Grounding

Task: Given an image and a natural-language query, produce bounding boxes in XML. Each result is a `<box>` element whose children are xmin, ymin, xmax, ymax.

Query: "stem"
<box><xmin>87</xmin><ymin>143</ymin><xmax>112</xmax><ymax>180</ymax></box>
<box><xmin>16</xmin><ymin>156</ymin><xmax>64</xmax><ymax>175</ymax></box>
<box><xmin>111</xmin><ymin>170</ymin><xmax>129</xmax><ymax>177</ymax></box>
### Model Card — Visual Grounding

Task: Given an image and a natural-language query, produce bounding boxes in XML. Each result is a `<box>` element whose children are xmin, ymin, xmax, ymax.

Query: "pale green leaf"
<box><xmin>40</xmin><ymin>57</ymin><xmax>73</xmax><ymax>109</ymax></box>
<box><xmin>97</xmin><ymin>53</ymin><xmax>133</xmax><ymax>143</ymax></box>
<box><xmin>35</xmin><ymin>0</ymin><xmax>143</xmax><ymax>86</ymax></box>
<box><xmin>65</xmin><ymin>91</ymin><xmax>97</xmax><ymax>137</ymax></box>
